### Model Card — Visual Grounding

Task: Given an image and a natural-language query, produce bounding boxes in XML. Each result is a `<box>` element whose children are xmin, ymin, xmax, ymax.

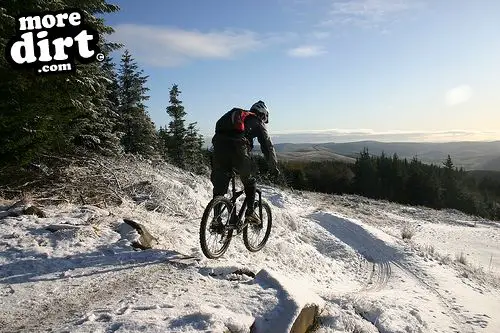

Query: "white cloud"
<box><xmin>310</xmin><ymin>31</ymin><xmax>331</xmax><ymax>39</ymax></box>
<box><xmin>332</xmin><ymin>0</ymin><xmax>414</xmax><ymax>17</ymax></box>
<box><xmin>287</xmin><ymin>45</ymin><xmax>327</xmax><ymax>57</ymax></box>
<box><xmin>109</xmin><ymin>24</ymin><xmax>264</xmax><ymax>67</ymax></box>
<box><xmin>319</xmin><ymin>0</ymin><xmax>424</xmax><ymax>29</ymax></box>
<box><xmin>445</xmin><ymin>85</ymin><xmax>473</xmax><ymax>106</ymax></box>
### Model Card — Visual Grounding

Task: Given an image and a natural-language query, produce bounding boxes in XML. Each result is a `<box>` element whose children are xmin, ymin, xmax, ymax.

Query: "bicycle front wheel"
<box><xmin>200</xmin><ymin>196</ymin><xmax>234</xmax><ymax>259</ymax></box>
<box><xmin>243</xmin><ymin>200</ymin><xmax>272</xmax><ymax>252</ymax></box>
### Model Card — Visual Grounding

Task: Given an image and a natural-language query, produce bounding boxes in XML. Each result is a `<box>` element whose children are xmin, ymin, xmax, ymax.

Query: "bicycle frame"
<box><xmin>229</xmin><ymin>173</ymin><xmax>263</xmax><ymax>225</ymax></box>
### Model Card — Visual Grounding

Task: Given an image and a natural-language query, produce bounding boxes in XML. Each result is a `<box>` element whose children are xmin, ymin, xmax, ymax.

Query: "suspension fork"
<box><xmin>242</xmin><ymin>189</ymin><xmax>262</xmax><ymax>218</ymax></box>
<box><xmin>256</xmin><ymin>188</ymin><xmax>262</xmax><ymax>219</ymax></box>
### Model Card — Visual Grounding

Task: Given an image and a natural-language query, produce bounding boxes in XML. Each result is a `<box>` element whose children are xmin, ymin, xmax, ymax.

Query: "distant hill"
<box><xmin>273</xmin><ymin>144</ymin><xmax>356</xmax><ymax>164</ymax></box>
<box><xmin>261</xmin><ymin>140</ymin><xmax>500</xmax><ymax>171</ymax></box>
<box><xmin>276</xmin><ymin>150</ymin><xmax>356</xmax><ymax>164</ymax></box>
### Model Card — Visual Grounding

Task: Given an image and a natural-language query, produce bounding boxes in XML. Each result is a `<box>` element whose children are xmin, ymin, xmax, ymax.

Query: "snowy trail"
<box><xmin>284</xmin><ymin>194</ymin><xmax>498</xmax><ymax>333</ymax></box>
<box><xmin>307</xmin><ymin>211</ymin><xmax>395</xmax><ymax>292</ymax></box>
<box><xmin>1</xmin><ymin>162</ymin><xmax>500</xmax><ymax>332</ymax></box>
<box><xmin>301</xmin><ymin>210</ymin><xmax>468</xmax><ymax>333</ymax></box>
<box><xmin>0</xmin><ymin>249</ymin><xmax>185</xmax><ymax>332</ymax></box>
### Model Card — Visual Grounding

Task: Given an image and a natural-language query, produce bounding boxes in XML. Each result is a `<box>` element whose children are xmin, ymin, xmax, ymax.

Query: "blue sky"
<box><xmin>103</xmin><ymin>0</ymin><xmax>500</xmax><ymax>143</ymax></box>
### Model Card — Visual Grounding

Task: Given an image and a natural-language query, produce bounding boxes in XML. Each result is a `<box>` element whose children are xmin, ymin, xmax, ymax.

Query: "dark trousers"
<box><xmin>210</xmin><ymin>137</ymin><xmax>257</xmax><ymax>214</ymax></box>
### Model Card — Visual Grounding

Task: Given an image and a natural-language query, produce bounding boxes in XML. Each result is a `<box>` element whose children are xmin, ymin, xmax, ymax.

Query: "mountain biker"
<box><xmin>210</xmin><ymin>100</ymin><xmax>280</xmax><ymax>226</ymax></box>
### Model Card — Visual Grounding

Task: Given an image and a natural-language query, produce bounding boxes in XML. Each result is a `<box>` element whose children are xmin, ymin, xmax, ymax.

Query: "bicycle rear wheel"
<box><xmin>200</xmin><ymin>196</ymin><xmax>234</xmax><ymax>259</ymax></box>
<box><xmin>243</xmin><ymin>200</ymin><xmax>272</xmax><ymax>252</ymax></box>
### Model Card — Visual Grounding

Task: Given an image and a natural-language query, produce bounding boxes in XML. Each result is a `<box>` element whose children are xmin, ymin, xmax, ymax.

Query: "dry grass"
<box><xmin>438</xmin><ymin>254</ymin><xmax>452</xmax><ymax>265</ymax></box>
<box><xmin>0</xmin><ymin>154</ymin><xmax>207</xmax><ymax>211</ymax></box>
<box><xmin>0</xmin><ymin>196</ymin><xmax>13</xmax><ymax>207</ymax></box>
<box><xmin>401</xmin><ymin>224</ymin><xmax>415</xmax><ymax>241</ymax></box>
<box><xmin>415</xmin><ymin>244</ymin><xmax>500</xmax><ymax>288</ymax></box>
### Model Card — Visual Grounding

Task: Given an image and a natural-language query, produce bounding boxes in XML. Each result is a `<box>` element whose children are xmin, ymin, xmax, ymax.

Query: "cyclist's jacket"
<box><xmin>212</xmin><ymin>108</ymin><xmax>278</xmax><ymax>169</ymax></box>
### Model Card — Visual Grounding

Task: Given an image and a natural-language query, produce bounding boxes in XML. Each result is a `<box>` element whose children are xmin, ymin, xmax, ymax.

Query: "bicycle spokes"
<box><xmin>204</xmin><ymin>201</ymin><xmax>232</xmax><ymax>253</ymax></box>
<box><xmin>246</xmin><ymin>209</ymin><xmax>266</xmax><ymax>241</ymax></box>
<box><xmin>242</xmin><ymin>200</ymin><xmax>272</xmax><ymax>252</ymax></box>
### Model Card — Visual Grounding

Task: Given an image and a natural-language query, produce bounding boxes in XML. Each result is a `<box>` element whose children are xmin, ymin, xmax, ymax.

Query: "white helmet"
<box><xmin>250</xmin><ymin>100</ymin><xmax>269</xmax><ymax>123</ymax></box>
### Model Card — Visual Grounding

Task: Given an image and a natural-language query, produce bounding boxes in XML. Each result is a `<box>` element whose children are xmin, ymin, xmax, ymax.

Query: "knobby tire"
<box><xmin>243</xmin><ymin>200</ymin><xmax>272</xmax><ymax>252</ymax></box>
<box><xmin>199</xmin><ymin>196</ymin><xmax>234</xmax><ymax>259</ymax></box>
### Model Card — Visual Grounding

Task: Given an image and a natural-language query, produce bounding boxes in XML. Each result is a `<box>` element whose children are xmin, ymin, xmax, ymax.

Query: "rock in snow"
<box><xmin>251</xmin><ymin>269</ymin><xmax>324</xmax><ymax>333</ymax></box>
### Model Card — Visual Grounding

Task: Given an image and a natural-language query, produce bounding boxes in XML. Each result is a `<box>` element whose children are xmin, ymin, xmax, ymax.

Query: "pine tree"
<box><xmin>443</xmin><ymin>155</ymin><xmax>454</xmax><ymax>171</ymax></box>
<box><xmin>157</xmin><ymin>126</ymin><xmax>171</xmax><ymax>162</ymax></box>
<box><xmin>117</xmin><ymin>50</ymin><xmax>158</xmax><ymax>157</ymax></box>
<box><xmin>184</xmin><ymin>122</ymin><xmax>206</xmax><ymax>173</ymax></box>
<box><xmin>377</xmin><ymin>151</ymin><xmax>393</xmax><ymax>199</ymax></box>
<box><xmin>98</xmin><ymin>56</ymin><xmax>123</xmax><ymax>152</ymax></box>
<box><xmin>389</xmin><ymin>153</ymin><xmax>407</xmax><ymax>203</ymax></box>
<box><xmin>100</xmin><ymin>57</ymin><xmax>121</xmax><ymax>119</ymax></box>
<box><xmin>0</xmin><ymin>1</ymin><xmax>123</xmax><ymax>168</ymax></box>
<box><xmin>442</xmin><ymin>154</ymin><xmax>458</xmax><ymax>206</ymax></box>
<box><xmin>353</xmin><ymin>148</ymin><xmax>379</xmax><ymax>198</ymax></box>
<box><xmin>163</xmin><ymin>84</ymin><xmax>188</xmax><ymax>168</ymax></box>
<box><xmin>405</xmin><ymin>157</ymin><xmax>441</xmax><ymax>207</ymax></box>
<box><xmin>158</xmin><ymin>84</ymin><xmax>205</xmax><ymax>172</ymax></box>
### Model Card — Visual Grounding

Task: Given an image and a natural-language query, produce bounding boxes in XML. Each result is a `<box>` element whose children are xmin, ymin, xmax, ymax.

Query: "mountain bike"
<box><xmin>199</xmin><ymin>172</ymin><xmax>273</xmax><ymax>259</ymax></box>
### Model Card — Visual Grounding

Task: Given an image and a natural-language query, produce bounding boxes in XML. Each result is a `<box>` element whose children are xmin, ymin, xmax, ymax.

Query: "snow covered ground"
<box><xmin>1</xmin><ymin>160</ymin><xmax>499</xmax><ymax>333</ymax></box>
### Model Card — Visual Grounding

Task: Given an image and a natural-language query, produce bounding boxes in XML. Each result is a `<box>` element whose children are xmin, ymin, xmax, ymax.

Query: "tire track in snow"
<box><xmin>361</xmin><ymin>261</ymin><xmax>392</xmax><ymax>293</ymax></box>
<box><xmin>266</xmin><ymin>190</ymin><xmax>394</xmax><ymax>293</ymax></box>
<box><xmin>306</xmin><ymin>210</ymin><xmax>472</xmax><ymax>333</ymax></box>
<box><xmin>392</xmin><ymin>260</ymin><xmax>474</xmax><ymax>333</ymax></box>
<box><xmin>307</xmin><ymin>211</ymin><xmax>395</xmax><ymax>293</ymax></box>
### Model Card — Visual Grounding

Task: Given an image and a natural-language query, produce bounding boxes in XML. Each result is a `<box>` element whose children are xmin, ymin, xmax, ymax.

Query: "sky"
<box><xmin>102</xmin><ymin>0</ymin><xmax>500</xmax><ymax>143</ymax></box>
